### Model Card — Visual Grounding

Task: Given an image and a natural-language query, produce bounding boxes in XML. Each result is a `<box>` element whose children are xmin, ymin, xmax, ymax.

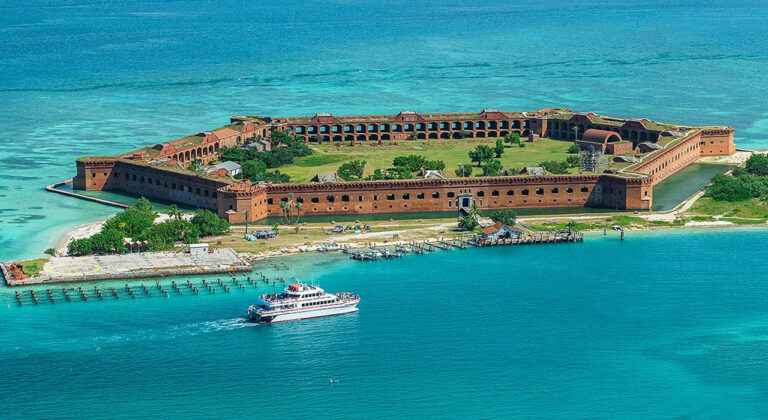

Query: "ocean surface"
<box><xmin>3</xmin><ymin>228</ymin><xmax>768</xmax><ymax>419</ymax></box>
<box><xmin>2</xmin><ymin>1</ymin><xmax>768</xmax><ymax>418</ymax></box>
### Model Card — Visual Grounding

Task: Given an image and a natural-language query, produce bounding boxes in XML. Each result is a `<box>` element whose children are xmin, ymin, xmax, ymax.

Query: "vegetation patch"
<box><xmin>68</xmin><ymin>199</ymin><xmax>230</xmax><ymax>255</ymax></box>
<box><xmin>277</xmin><ymin>137</ymin><xmax>577</xmax><ymax>182</ymax></box>
<box><xmin>19</xmin><ymin>258</ymin><xmax>48</xmax><ymax>277</ymax></box>
<box><xmin>719</xmin><ymin>217</ymin><xmax>767</xmax><ymax>225</ymax></box>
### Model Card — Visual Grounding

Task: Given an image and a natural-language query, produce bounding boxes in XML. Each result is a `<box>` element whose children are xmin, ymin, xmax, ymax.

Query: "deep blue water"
<box><xmin>2</xmin><ymin>1</ymin><xmax>768</xmax><ymax>417</ymax></box>
<box><xmin>2</xmin><ymin>229</ymin><xmax>768</xmax><ymax>418</ymax></box>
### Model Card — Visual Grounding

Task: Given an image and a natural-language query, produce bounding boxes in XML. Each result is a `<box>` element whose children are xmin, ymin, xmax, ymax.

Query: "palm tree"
<box><xmin>571</xmin><ymin>125</ymin><xmax>580</xmax><ymax>140</ymax></box>
<box><xmin>178</xmin><ymin>222</ymin><xmax>191</xmax><ymax>244</ymax></box>
<box><xmin>295</xmin><ymin>200</ymin><xmax>302</xmax><ymax>224</ymax></box>
<box><xmin>280</xmin><ymin>192</ymin><xmax>298</xmax><ymax>225</ymax></box>
<box><xmin>167</xmin><ymin>204</ymin><xmax>180</xmax><ymax>220</ymax></box>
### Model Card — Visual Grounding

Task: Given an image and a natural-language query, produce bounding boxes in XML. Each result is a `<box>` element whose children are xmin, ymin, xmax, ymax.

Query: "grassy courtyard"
<box><xmin>278</xmin><ymin>137</ymin><xmax>576</xmax><ymax>182</ymax></box>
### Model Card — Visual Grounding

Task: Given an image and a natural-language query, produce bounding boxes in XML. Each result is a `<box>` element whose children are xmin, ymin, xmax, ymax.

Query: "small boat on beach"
<box><xmin>246</xmin><ymin>283</ymin><xmax>360</xmax><ymax>324</ymax></box>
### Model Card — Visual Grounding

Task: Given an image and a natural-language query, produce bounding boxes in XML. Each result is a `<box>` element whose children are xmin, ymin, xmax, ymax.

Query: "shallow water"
<box><xmin>2</xmin><ymin>229</ymin><xmax>768</xmax><ymax>418</ymax></box>
<box><xmin>1</xmin><ymin>0</ymin><xmax>768</xmax><ymax>260</ymax></box>
<box><xmin>2</xmin><ymin>2</ymin><xmax>768</xmax><ymax>417</ymax></box>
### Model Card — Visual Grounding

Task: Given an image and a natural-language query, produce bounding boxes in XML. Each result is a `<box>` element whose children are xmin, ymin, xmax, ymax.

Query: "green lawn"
<box><xmin>279</xmin><ymin>138</ymin><xmax>577</xmax><ymax>182</ymax></box>
<box><xmin>19</xmin><ymin>258</ymin><xmax>48</xmax><ymax>277</ymax></box>
<box><xmin>686</xmin><ymin>198</ymin><xmax>768</xmax><ymax>219</ymax></box>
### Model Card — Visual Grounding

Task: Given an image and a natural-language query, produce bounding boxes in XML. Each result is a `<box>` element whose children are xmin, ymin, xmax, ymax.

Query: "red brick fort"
<box><xmin>73</xmin><ymin>108</ymin><xmax>735</xmax><ymax>223</ymax></box>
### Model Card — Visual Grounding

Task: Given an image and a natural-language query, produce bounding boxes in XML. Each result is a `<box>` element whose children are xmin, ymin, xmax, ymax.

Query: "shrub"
<box><xmin>393</xmin><ymin>155</ymin><xmax>426</xmax><ymax>172</ymax></box>
<box><xmin>190</xmin><ymin>209</ymin><xmax>230</xmax><ymax>237</ymax></box>
<box><xmin>481</xmin><ymin>159</ymin><xmax>503</xmax><ymax>176</ymax></box>
<box><xmin>539</xmin><ymin>160</ymin><xmax>570</xmax><ymax>174</ymax></box>
<box><xmin>424</xmin><ymin>160</ymin><xmax>446</xmax><ymax>171</ymax></box>
<box><xmin>455</xmin><ymin>164</ymin><xmax>473</xmax><ymax>177</ymax></box>
<box><xmin>705</xmin><ymin>173</ymin><xmax>751</xmax><ymax>201</ymax></box>
<box><xmin>469</xmin><ymin>145</ymin><xmax>495</xmax><ymax>166</ymax></box>
<box><xmin>337</xmin><ymin>160</ymin><xmax>366</xmax><ymax>181</ymax></box>
<box><xmin>458</xmin><ymin>215</ymin><xmax>479</xmax><ymax>231</ymax></box>
<box><xmin>745</xmin><ymin>154</ymin><xmax>768</xmax><ymax>176</ymax></box>
<box><xmin>486</xmin><ymin>209</ymin><xmax>517</xmax><ymax>226</ymax></box>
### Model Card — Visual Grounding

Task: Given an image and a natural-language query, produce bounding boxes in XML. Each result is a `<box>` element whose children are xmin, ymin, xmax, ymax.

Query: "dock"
<box><xmin>469</xmin><ymin>231</ymin><xmax>583</xmax><ymax>246</ymax></box>
<box><xmin>343</xmin><ymin>230</ymin><xmax>583</xmax><ymax>262</ymax></box>
<box><xmin>8</xmin><ymin>273</ymin><xmax>291</xmax><ymax>306</ymax></box>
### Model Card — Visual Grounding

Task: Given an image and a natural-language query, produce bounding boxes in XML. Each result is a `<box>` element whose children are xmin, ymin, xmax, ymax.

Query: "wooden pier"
<box><xmin>9</xmin><ymin>273</ymin><xmax>293</xmax><ymax>306</ymax></box>
<box><xmin>343</xmin><ymin>230</ymin><xmax>583</xmax><ymax>263</ymax></box>
<box><xmin>469</xmin><ymin>231</ymin><xmax>583</xmax><ymax>247</ymax></box>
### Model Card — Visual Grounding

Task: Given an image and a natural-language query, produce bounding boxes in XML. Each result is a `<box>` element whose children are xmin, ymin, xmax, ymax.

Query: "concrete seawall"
<box><xmin>45</xmin><ymin>179</ymin><xmax>129</xmax><ymax>209</ymax></box>
<box><xmin>3</xmin><ymin>248</ymin><xmax>251</xmax><ymax>286</ymax></box>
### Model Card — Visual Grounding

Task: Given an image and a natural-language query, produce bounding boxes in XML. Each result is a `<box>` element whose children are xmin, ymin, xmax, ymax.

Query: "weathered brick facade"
<box><xmin>73</xmin><ymin>108</ymin><xmax>735</xmax><ymax>222</ymax></box>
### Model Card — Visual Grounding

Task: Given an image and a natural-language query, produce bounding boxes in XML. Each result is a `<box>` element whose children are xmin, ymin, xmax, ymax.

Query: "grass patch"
<box><xmin>279</xmin><ymin>138</ymin><xmax>577</xmax><ymax>182</ymax></box>
<box><xmin>720</xmin><ymin>217</ymin><xmax>767</xmax><ymax>225</ymax></box>
<box><xmin>526</xmin><ymin>221</ymin><xmax>606</xmax><ymax>231</ymax></box>
<box><xmin>18</xmin><ymin>258</ymin><xmax>48</xmax><ymax>277</ymax></box>
<box><xmin>291</xmin><ymin>154</ymin><xmax>351</xmax><ymax>167</ymax></box>
<box><xmin>687</xmin><ymin>198</ymin><xmax>768</xmax><ymax>219</ymax></box>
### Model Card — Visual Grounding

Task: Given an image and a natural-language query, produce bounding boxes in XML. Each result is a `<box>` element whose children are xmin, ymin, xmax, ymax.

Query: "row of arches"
<box><xmin>301</xmin><ymin>130</ymin><xmax>531</xmax><ymax>142</ymax></box>
<box><xmin>292</xmin><ymin>120</ymin><xmax>528</xmax><ymax>135</ymax></box>
<box><xmin>171</xmin><ymin>143</ymin><xmax>220</xmax><ymax>163</ymax></box>
<box><xmin>549</xmin><ymin>121</ymin><xmax>659</xmax><ymax>144</ymax></box>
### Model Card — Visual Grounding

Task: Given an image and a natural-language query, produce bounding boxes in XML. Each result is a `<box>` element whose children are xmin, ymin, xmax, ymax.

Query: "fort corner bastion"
<box><xmin>72</xmin><ymin>108</ymin><xmax>735</xmax><ymax>223</ymax></box>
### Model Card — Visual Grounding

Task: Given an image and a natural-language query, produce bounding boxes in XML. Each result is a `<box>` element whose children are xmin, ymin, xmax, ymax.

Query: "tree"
<box><xmin>504</xmin><ymin>132</ymin><xmax>521</xmax><ymax>145</ymax></box>
<box><xmin>190</xmin><ymin>209</ymin><xmax>230</xmax><ymax>236</ymax></box>
<box><xmin>424</xmin><ymin>160</ymin><xmax>446</xmax><ymax>171</ymax></box>
<box><xmin>487</xmin><ymin>209</ymin><xmax>517</xmax><ymax>226</ymax></box>
<box><xmin>572</xmin><ymin>125</ymin><xmax>580</xmax><ymax>140</ymax></box>
<box><xmin>167</xmin><ymin>204</ymin><xmax>180</xmax><ymax>220</ymax></box>
<box><xmin>568</xmin><ymin>144</ymin><xmax>581</xmax><ymax>154</ymax></box>
<box><xmin>705</xmin><ymin>173</ymin><xmax>751</xmax><ymax>201</ymax></box>
<box><xmin>494</xmin><ymin>138</ymin><xmax>505</xmax><ymax>158</ymax></box>
<box><xmin>103</xmin><ymin>198</ymin><xmax>157</xmax><ymax>237</ymax></box>
<box><xmin>278</xmin><ymin>193</ymin><xmax>302</xmax><ymax>225</ymax></box>
<box><xmin>337</xmin><ymin>160</ymin><xmax>366</xmax><ymax>181</ymax></box>
<box><xmin>469</xmin><ymin>145</ymin><xmax>495</xmax><ymax>167</ymax></box>
<box><xmin>365</xmin><ymin>169</ymin><xmax>386</xmax><ymax>181</ymax></box>
<box><xmin>481</xmin><ymin>159</ymin><xmax>504</xmax><ymax>176</ymax></box>
<box><xmin>458</xmin><ymin>214</ymin><xmax>479</xmax><ymax>231</ymax></box>
<box><xmin>566</xmin><ymin>155</ymin><xmax>580</xmax><ymax>167</ymax></box>
<box><xmin>44</xmin><ymin>248</ymin><xmax>56</xmax><ymax>256</ymax></box>
<box><xmin>392</xmin><ymin>166</ymin><xmax>413</xmax><ymax>179</ymax></box>
<box><xmin>455</xmin><ymin>164</ymin><xmax>473</xmax><ymax>177</ymax></box>
<box><xmin>393</xmin><ymin>155</ymin><xmax>427</xmax><ymax>172</ymax></box>
<box><xmin>295</xmin><ymin>200</ymin><xmax>302</xmax><ymax>224</ymax></box>
<box><xmin>241</xmin><ymin>159</ymin><xmax>267</xmax><ymax>180</ymax></box>
<box><xmin>745</xmin><ymin>154</ymin><xmax>768</xmax><ymax>176</ymax></box>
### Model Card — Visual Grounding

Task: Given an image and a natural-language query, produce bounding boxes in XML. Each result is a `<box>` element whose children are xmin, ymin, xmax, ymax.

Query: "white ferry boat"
<box><xmin>247</xmin><ymin>283</ymin><xmax>360</xmax><ymax>324</ymax></box>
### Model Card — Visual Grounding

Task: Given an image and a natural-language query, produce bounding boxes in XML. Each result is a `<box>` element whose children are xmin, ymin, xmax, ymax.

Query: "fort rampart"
<box><xmin>72</xmin><ymin>108</ymin><xmax>735</xmax><ymax>223</ymax></box>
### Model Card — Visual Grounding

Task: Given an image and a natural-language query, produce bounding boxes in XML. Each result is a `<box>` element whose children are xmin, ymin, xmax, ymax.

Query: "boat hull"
<box><xmin>248</xmin><ymin>302</ymin><xmax>359</xmax><ymax>324</ymax></box>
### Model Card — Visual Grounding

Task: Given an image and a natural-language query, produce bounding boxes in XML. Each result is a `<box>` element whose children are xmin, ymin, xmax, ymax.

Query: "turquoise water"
<box><xmin>3</xmin><ymin>1</ymin><xmax>768</xmax><ymax>417</ymax></box>
<box><xmin>3</xmin><ymin>229</ymin><xmax>768</xmax><ymax>418</ymax></box>
<box><xmin>2</xmin><ymin>0</ymin><xmax>768</xmax><ymax>261</ymax></box>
